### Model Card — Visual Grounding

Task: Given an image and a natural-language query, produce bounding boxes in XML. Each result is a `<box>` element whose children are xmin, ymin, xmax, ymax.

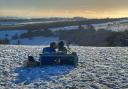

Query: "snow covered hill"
<box><xmin>10</xmin><ymin>37</ymin><xmax>59</xmax><ymax>45</ymax></box>
<box><xmin>0</xmin><ymin>29</ymin><xmax>27</xmax><ymax>39</ymax></box>
<box><xmin>0</xmin><ymin>45</ymin><xmax>128</xmax><ymax>89</ymax></box>
<box><xmin>0</xmin><ymin>29</ymin><xmax>59</xmax><ymax>45</ymax></box>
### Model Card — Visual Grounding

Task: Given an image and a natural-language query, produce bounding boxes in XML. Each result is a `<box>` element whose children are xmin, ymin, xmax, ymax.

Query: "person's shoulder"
<box><xmin>43</xmin><ymin>47</ymin><xmax>49</xmax><ymax>49</ymax></box>
<box><xmin>43</xmin><ymin>47</ymin><xmax>49</xmax><ymax>52</ymax></box>
<box><xmin>43</xmin><ymin>47</ymin><xmax>50</xmax><ymax>50</ymax></box>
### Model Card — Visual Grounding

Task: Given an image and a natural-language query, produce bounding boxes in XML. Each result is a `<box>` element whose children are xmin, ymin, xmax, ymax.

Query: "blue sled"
<box><xmin>39</xmin><ymin>52</ymin><xmax>78</xmax><ymax>67</ymax></box>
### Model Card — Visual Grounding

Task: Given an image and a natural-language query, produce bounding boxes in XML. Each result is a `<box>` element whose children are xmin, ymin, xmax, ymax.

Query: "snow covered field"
<box><xmin>93</xmin><ymin>22</ymin><xmax>128</xmax><ymax>32</ymax></box>
<box><xmin>49</xmin><ymin>26</ymin><xmax>79</xmax><ymax>32</ymax></box>
<box><xmin>0</xmin><ymin>29</ymin><xmax>59</xmax><ymax>45</ymax></box>
<box><xmin>0</xmin><ymin>45</ymin><xmax>128</xmax><ymax>89</ymax></box>
<box><xmin>11</xmin><ymin>37</ymin><xmax>59</xmax><ymax>45</ymax></box>
<box><xmin>0</xmin><ymin>29</ymin><xmax>27</xmax><ymax>40</ymax></box>
<box><xmin>0</xmin><ymin>22</ymin><xmax>17</xmax><ymax>26</ymax></box>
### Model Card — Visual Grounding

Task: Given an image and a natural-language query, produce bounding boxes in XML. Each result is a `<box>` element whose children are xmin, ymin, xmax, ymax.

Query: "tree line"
<box><xmin>1</xmin><ymin>25</ymin><xmax>128</xmax><ymax>46</ymax></box>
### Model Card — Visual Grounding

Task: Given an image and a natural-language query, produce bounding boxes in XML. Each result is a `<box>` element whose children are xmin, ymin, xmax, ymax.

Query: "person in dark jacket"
<box><xmin>58</xmin><ymin>41</ymin><xmax>67</xmax><ymax>54</ymax></box>
<box><xmin>43</xmin><ymin>42</ymin><xmax>57</xmax><ymax>53</ymax></box>
<box><xmin>23</xmin><ymin>56</ymin><xmax>39</xmax><ymax>67</ymax></box>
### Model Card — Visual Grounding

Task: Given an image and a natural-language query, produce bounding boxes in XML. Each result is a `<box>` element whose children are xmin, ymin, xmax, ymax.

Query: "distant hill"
<box><xmin>0</xmin><ymin>17</ymin><xmax>128</xmax><ymax>46</ymax></box>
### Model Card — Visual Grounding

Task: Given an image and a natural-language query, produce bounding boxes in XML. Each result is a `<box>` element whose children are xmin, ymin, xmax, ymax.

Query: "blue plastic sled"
<box><xmin>39</xmin><ymin>52</ymin><xmax>78</xmax><ymax>67</ymax></box>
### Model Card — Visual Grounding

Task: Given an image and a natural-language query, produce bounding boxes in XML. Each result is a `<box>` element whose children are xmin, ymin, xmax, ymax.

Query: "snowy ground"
<box><xmin>0</xmin><ymin>45</ymin><xmax>128</xmax><ymax>89</ymax></box>
<box><xmin>11</xmin><ymin>37</ymin><xmax>59</xmax><ymax>45</ymax></box>
<box><xmin>0</xmin><ymin>29</ymin><xmax>27</xmax><ymax>40</ymax></box>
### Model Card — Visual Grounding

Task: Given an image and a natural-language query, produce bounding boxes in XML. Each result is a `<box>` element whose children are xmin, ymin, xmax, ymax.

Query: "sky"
<box><xmin>0</xmin><ymin>0</ymin><xmax>128</xmax><ymax>18</ymax></box>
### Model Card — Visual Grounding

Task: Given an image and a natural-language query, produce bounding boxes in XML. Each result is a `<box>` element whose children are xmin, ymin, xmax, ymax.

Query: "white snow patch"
<box><xmin>49</xmin><ymin>26</ymin><xmax>79</xmax><ymax>32</ymax></box>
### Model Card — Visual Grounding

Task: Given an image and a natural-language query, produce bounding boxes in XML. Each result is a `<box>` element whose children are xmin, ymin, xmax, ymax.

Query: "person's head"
<box><xmin>28</xmin><ymin>56</ymin><xmax>35</xmax><ymax>62</ymax></box>
<box><xmin>58</xmin><ymin>41</ymin><xmax>65</xmax><ymax>48</ymax></box>
<box><xmin>50</xmin><ymin>42</ymin><xmax>57</xmax><ymax>49</ymax></box>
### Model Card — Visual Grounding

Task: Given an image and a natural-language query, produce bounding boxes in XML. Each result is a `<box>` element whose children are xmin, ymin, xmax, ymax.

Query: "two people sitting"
<box><xmin>43</xmin><ymin>41</ymin><xmax>68</xmax><ymax>54</ymax></box>
<box><xmin>24</xmin><ymin>41</ymin><xmax>68</xmax><ymax>67</ymax></box>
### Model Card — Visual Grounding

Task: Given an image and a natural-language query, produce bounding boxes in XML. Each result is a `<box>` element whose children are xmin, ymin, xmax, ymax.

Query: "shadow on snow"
<box><xmin>13</xmin><ymin>65</ymin><xmax>74</xmax><ymax>84</ymax></box>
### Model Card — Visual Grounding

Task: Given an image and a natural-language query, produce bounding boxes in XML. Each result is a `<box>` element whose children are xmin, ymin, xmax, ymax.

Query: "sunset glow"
<box><xmin>0</xmin><ymin>0</ymin><xmax>128</xmax><ymax>18</ymax></box>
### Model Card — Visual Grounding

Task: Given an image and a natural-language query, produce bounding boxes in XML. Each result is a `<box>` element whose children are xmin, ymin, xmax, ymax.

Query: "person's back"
<box><xmin>43</xmin><ymin>47</ymin><xmax>56</xmax><ymax>53</ymax></box>
<box><xmin>43</xmin><ymin>42</ymin><xmax>57</xmax><ymax>54</ymax></box>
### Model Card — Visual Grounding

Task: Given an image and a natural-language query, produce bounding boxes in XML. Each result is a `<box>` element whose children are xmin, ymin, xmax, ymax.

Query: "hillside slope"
<box><xmin>0</xmin><ymin>45</ymin><xmax>128</xmax><ymax>89</ymax></box>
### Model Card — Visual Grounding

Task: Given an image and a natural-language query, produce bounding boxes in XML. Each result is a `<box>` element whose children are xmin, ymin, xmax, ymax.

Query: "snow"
<box><xmin>49</xmin><ymin>20</ymin><xmax>128</xmax><ymax>32</ymax></box>
<box><xmin>0</xmin><ymin>30</ymin><xmax>27</xmax><ymax>39</ymax></box>
<box><xmin>11</xmin><ymin>37</ymin><xmax>59</xmax><ymax>45</ymax></box>
<box><xmin>0</xmin><ymin>19</ymin><xmax>128</xmax><ymax>34</ymax></box>
<box><xmin>92</xmin><ymin>21</ymin><xmax>128</xmax><ymax>32</ymax></box>
<box><xmin>0</xmin><ymin>45</ymin><xmax>128</xmax><ymax>89</ymax></box>
<box><xmin>49</xmin><ymin>26</ymin><xmax>79</xmax><ymax>32</ymax></box>
<box><xmin>18</xmin><ymin>20</ymin><xmax>72</xmax><ymax>25</ymax></box>
<box><xmin>0</xmin><ymin>30</ymin><xmax>59</xmax><ymax>45</ymax></box>
<box><xmin>0</xmin><ymin>22</ymin><xmax>17</xmax><ymax>26</ymax></box>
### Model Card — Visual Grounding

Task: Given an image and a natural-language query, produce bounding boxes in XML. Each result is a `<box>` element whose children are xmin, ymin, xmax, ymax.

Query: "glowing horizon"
<box><xmin>0</xmin><ymin>0</ymin><xmax>128</xmax><ymax>18</ymax></box>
